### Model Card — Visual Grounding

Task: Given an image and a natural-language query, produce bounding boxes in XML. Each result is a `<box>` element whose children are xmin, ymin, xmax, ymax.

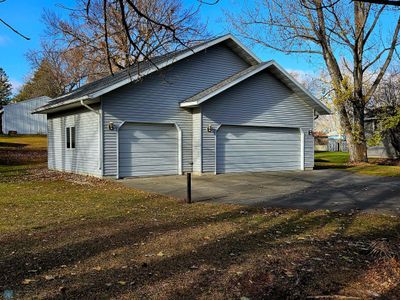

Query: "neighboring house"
<box><xmin>2</xmin><ymin>96</ymin><xmax>51</xmax><ymax>135</ymax></box>
<box><xmin>327</xmin><ymin>133</ymin><xmax>348</xmax><ymax>152</ymax></box>
<box><xmin>365</xmin><ymin>116</ymin><xmax>398</xmax><ymax>158</ymax></box>
<box><xmin>34</xmin><ymin>34</ymin><xmax>330</xmax><ymax>178</ymax></box>
<box><xmin>314</xmin><ymin>131</ymin><xmax>347</xmax><ymax>152</ymax></box>
<box><xmin>314</xmin><ymin>132</ymin><xmax>328</xmax><ymax>152</ymax></box>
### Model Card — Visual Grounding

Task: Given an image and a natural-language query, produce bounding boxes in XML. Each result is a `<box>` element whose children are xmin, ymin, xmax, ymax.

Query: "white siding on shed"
<box><xmin>192</xmin><ymin>108</ymin><xmax>202</xmax><ymax>174</ymax></box>
<box><xmin>2</xmin><ymin>96</ymin><xmax>50</xmax><ymax>134</ymax></box>
<box><xmin>201</xmin><ymin>70</ymin><xmax>314</xmax><ymax>172</ymax></box>
<box><xmin>47</xmin><ymin>106</ymin><xmax>101</xmax><ymax>176</ymax></box>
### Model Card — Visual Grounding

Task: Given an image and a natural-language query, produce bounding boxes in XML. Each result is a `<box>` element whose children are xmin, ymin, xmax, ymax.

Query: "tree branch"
<box><xmin>0</xmin><ymin>18</ymin><xmax>30</xmax><ymax>40</ymax></box>
<box><xmin>366</xmin><ymin>16</ymin><xmax>400</xmax><ymax>100</ymax></box>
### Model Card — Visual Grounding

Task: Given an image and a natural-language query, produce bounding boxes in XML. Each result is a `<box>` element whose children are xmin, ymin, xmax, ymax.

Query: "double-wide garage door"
<box><xmin>119</xmin><ymin>123</ymin><xmax>178</xmax><ymax>177</ymax></box>
<box><xmin>216</xmin><ymin>125</ymin><xmax>301</xmax><ymax>173</ymax></box>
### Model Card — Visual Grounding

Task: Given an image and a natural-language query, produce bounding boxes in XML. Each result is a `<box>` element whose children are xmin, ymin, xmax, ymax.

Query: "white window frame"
<box><xmin>65</xmin><ymin>126</ymin><xmax>76</xmax><ymax>150</ymax></box>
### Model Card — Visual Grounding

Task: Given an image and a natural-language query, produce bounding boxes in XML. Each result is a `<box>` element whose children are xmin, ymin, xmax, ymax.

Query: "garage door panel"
<box><xmin>119</xmin><ymin>143</ymin><xmax>177</xmax><ymax>152</ymax></box>
<box><xmin>119</xmin><ymin>169</ymin><xmax>177</xmax><ymax>177</ymax></box>
<box><xmin>217</xmin><ymin>149</ymin><xmax>299</xmax><ymax>154</ymax></box>
<box><xmin>224</xmin><ymin>132</ymin><xmax>297</xmax><ymax>141</ymax></box>
<box><xmin>218</xmin><ymin>141</ymin><xmax>300</xmax><ymax>152</ymax></box>
<box><xmin>119</xmin><ymin>150</ymin><xmax>177</xmax><ymax>158</ymax></box>
<box><xmin>119</xmin><ymin>123</ymin><xmax>178</xmax><ymax>177</ymax></box>
<box><xmin>218</xmin><ymin>151</ymin><xmax>300</xmax><ymax>157</ymax></box>
<box><xmin>119</xmin><ymin>156</ymin><xmax>177</xmax><ymax>164</ymax></box>
<box><xmin>120</xmin><ymin>137</ymin><xmax>176</xmax><ymax>143</ymax></box>
<box><xmin>217</xmin><ymin>126</ymin><xmax>301</xmax><ymax>173</ymax></box>
<box><xmin>220</xmin><ymin>156</ymin><xmax>300</xmax><ymax>162</ymax></box>
<box><xmin>220</xmin><ymin>138</ymin><xmax>300</xmax><ymax>144</ymax></box>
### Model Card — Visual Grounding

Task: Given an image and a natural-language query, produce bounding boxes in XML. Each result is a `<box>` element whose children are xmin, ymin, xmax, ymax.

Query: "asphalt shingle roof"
<box><xmin>39</xmin><ymin>37</ymin><xmax>224</xmax><ymax>111</ymax></box>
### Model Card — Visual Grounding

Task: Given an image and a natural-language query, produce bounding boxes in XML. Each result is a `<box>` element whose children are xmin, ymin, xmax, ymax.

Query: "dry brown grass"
<box><xmin>1</xmin><ymin>165</ymin><xmax>400</xmax><ymax>299</ymax></box>
<box><xmin>0</xmin><ymin>135</ymin><xmax>47</xmax><ymax>166</ymax></box>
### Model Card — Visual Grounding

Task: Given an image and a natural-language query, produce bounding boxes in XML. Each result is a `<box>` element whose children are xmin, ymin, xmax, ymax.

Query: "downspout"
<box><xmin>314</xmin><ymin>109</ymin><xmax>319</xmax><ymax>121</ymax></box>
<box><xmin>80</xmin><ymin>99</ymin><xmax>99</xmax><ymax>114</ymax></box>
<box><xmin>80</xmin><ymin>99</ymin><xmax>103</xmax><ymax>175</ymax></box>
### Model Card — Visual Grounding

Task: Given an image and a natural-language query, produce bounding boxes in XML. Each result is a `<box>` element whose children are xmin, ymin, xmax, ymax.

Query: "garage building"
<box><xmin>34</xmin><ymin>34</ymin><xmax>330</xmax><ymax>178</ymax></box>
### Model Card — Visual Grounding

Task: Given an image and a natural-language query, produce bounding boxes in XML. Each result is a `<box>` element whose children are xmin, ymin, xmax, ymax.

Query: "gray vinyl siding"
<box><xmin>47</xmin><ymin>105</ymin><xmax>101</xmax><ymax>176</ymax></box>
<box><xmin>2</xmin><ymin>97</ymin><xmax>50</xmax><ymax>134</ymax></box>
<box><xmin>192</xmin><ymin>108</ymin><xmax>202</xmax><ymax>173</ymax></box>
<box><xmin>201</xmin><ymin>70</ymin><xmax>314</xmax><ymax>172</ymax></box>
<box><xmin>102</xmin><ymin>44</ymin><xmax>250</xmax><ymax>176</ymax></box>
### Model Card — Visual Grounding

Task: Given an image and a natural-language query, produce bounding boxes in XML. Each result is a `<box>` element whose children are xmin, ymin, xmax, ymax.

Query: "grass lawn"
<box><xmin>0</xmin><ymin>135</ymin><xmax>47</xmax><ymax>165</ymax></box>
<box><xmin>0</xmin><ymin>135</ymin><xmax>47</xmax><ymax>149</ymax></box>
<box><xmin>1</xmin><ymin>163</ymin><xmax>400</xmax><ymax>299</ymax></box>
<box><xmin>315</xmin><ymin>151</ymin><xmax>400</xmax><ymax>177</ymax></box>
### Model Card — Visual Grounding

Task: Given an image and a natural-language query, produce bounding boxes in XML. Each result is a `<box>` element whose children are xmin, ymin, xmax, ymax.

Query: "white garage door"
<box><xmin>216</xmin><ymin>125</ymin><xmax>301</xmax><ymax>173</ymax></box>
<box><xmin>119</xmin><ymin>123</ymin><xmax>178</xmax><ymax>177</ymax></box>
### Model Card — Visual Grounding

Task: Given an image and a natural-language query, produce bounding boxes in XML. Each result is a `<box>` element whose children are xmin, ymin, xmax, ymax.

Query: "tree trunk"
<box><xmin>338</xmin><ymin>103</ymin><xmax>368</xmax><ymax>163</ymax></box>
<box><xmin>346</xmin><ymin>132</ymin><xmax>368</xmax><ymax>163</ymax></box>
<box><xmin>388</xmin><ymin>127</ymin><xmax>400</xmax><ymax>158</ymax></box>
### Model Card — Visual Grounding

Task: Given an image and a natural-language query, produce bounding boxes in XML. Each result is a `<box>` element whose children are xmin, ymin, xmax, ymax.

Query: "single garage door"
<box><xmin>119</xmin><ymin>123</ymin><xmax>178</xmax><ymax>177</ymax></box>
<box><xmin>216</xmin><ymin>125</ymin><xmax>301</xmax><ymax>173</ymax></box>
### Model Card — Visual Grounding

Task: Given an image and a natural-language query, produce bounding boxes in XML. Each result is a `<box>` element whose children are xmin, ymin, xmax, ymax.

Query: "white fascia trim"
<box><xmin>33</xmin><ymin>95</ymin><xmax>90</xmax><ymax>114</ymax></box>
<box><xmin>227</xmin><ymin>34</ymin><xmax>261</xmax><ymax>64</ymax></box>
<box><xmin>300</xmin><ymin>128</ymin><xmax>305</xmax><ymax>171</ymax></box>
<box><xmin>180</xmin><ymin>62</ymin><xmax>274</xmax><ymax>108</ymax></box>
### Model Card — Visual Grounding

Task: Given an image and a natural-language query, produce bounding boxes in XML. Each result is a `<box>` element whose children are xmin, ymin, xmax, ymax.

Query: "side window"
<box><xmin>71</xmin><ymin>127</ymin><xmax>76</xmax><ymax>148</ymax></box>
<box><xmin>66</xmin><ymin>126</ymin><xmax>76</xmax><ymax>149</ymax></box>
<box><xmin>66</xmin><ymin>127</ymin><xmax>71</xmax><ymax>149</ymax></box>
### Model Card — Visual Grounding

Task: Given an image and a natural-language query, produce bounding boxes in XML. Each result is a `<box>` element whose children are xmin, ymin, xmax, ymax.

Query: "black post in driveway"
<box><xmin>187</xmin><ymin>173</ymin><xmax>192</xmax><ymax>204</ymax></box>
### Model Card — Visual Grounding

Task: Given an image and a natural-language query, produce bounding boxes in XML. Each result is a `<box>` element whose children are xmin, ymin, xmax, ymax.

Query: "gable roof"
<box><xmin>180</xmin><ymin>60</ymin><xmax>330</xmax><ymax>115</ymax></box>
<box><xmin>34</xmin><ymin>34</ymin><xmax>260</xmax><ymax>114</ymax></box>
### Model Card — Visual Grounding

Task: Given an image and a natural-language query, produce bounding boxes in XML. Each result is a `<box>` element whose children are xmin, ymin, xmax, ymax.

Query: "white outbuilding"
<box><xmin>2</xmin><ymin>96</ymin><xmax>51</xmax><ymax>134</ymax></box>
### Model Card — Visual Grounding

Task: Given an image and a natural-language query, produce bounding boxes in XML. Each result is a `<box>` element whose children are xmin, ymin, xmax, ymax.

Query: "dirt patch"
<box><xmin>0</xmin><ymin>149</ymin><xmax>47</xmax><ymax>165</ymax></box>
<box><xmin>0</xmin><ymin>165</ymin><xmax>106</xmax><ymax>185</ymax></box>
<box><xmin>370</xmin><ymin>158</ymin><xmax>400</xmax><ymax>166</ymax></box>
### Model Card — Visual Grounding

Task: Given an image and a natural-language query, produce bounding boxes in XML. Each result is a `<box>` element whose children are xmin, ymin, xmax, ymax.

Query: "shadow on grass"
<box><xmin>314</xmin><ymin>164</ymin><xmax>351</xmax><ymax>170</ymax></box>
<box><xmin>1</xmin><ymin>205</ymin><xmax>399</xmax><ymax>299</ymax></box>
<box><xmin>0</xmin><ymin>149</ymin><xmax>47</xmax><ymax>165</ymax></box>
<box><xmin>0</xmin><ymin>142</ymin><xmax>28</xmax><ymax>148</ymax></box>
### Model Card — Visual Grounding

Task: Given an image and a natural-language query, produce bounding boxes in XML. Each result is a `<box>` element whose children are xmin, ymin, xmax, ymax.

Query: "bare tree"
<box><xmin>30</xmin><ymin>0</ymin><xmax>205</xmax><ymax>88</ymax></box>
<box><xmin>0</xmin><ymin>0</ymin><xmax>30</xmax><ymax>40</ymax></box>
<box><xmin>228</xmin><ymin>0</ymin><xmax>400</xmax><ymax>163</ymax></box>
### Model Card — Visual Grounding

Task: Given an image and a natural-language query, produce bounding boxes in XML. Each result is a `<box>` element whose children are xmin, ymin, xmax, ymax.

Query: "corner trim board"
<box><xmin>214</xmin><ymin>124</ymin><xmax>222</xmax><ymax>175</ymax></box>
<box><xmin>300</xmin><ymin>128</ymin><xmax>305</xmax><ymax>171</ymax></box>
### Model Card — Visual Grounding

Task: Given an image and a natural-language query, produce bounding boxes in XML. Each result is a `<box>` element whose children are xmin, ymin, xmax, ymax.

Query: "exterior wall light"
<box><xmin>207</xmin><ymin>124</ymin><xmax>213</xmax><ymax>133</ymax></box>
<box><xmin>308</xmin><ymin>129</ymin><xmax>314</xmax><ymax>136</ymax></box>
<box><xmin>108</xmin><ymin>122</ymin><xmax>115</xmax><ymax>130</ymax></box>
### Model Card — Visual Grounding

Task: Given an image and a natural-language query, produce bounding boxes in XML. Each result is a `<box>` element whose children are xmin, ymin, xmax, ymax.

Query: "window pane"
<box><xmin>71</xmin><ymin>127</ymin><xmax>76</xmax><ymax>148</ymax></box>
<box><xmin>66</xmin><ymin>127</ymin><xmax>70</xmax><ymax>149</ymax></box>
